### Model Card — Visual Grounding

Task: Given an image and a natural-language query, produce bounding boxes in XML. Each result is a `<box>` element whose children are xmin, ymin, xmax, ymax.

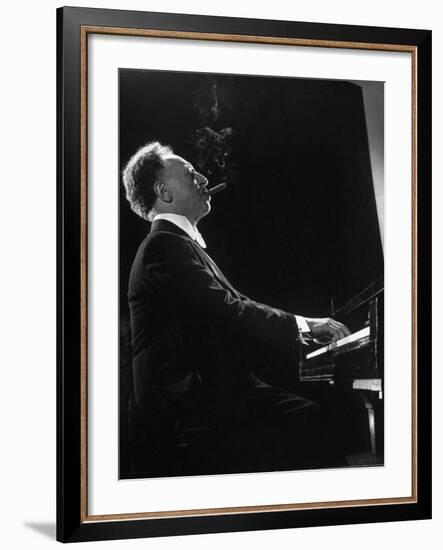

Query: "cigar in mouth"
<box><xmin>207</xmin><ymin>182</ymin><xmax>227</xmax><ymax>196</ymax></box>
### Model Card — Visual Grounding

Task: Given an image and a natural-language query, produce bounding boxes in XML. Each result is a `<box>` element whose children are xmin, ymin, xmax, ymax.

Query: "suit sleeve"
<box><xmin>143</xmin><ymin>233</ymin><xmax>300</xmax><ymax>349</ymax></box>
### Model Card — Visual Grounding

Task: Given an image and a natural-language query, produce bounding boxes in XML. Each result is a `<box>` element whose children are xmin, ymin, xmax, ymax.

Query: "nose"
<box><xmin>196</xmin><ymin>172</ymin><xmax>208</xmax><ymax>187</ymax></box>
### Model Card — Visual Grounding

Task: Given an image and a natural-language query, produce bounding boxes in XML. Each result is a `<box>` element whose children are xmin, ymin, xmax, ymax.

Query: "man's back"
<box><xmin>128</xmin><ymin>218</ymin><xmax>301</xmax><ymax>405</ymax></box>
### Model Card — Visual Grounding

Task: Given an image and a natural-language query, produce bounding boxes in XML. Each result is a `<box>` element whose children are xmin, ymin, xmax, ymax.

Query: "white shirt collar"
<box><xmin>153</xmin><ymin>213</ymin><xmax>206</xmax><ymax>248</ymax></box>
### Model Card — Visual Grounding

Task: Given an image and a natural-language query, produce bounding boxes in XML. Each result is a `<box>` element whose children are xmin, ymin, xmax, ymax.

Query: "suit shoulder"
<box><xmin>145</xmin><ymin>230</ymin><xmax>192</xmax><ymax>249</ymax></box>
<box><xmin>143</xmin><ymin>230</ymin><xmax>196</xmax><ymax>262</ymax></box>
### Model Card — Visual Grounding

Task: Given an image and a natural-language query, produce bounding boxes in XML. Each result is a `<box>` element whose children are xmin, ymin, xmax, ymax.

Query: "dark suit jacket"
<box><xmin>127</xmin><ymin>219</ymin><xmax>300</xmax><ymax>434</ymax></box>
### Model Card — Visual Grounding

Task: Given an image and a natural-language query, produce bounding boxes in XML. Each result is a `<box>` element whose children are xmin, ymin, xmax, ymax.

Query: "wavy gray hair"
<box><xmin>122</xmin><ymin>141</ymin><xmax>173</xmax><ymax>221</ymax></box>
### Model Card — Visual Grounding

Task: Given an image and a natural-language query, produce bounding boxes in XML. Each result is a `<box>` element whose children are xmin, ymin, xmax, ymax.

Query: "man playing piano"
<box><xmin>123</xmin><ymin>141</ymin><xmax>350</xmax><ymax>477</ymax></box>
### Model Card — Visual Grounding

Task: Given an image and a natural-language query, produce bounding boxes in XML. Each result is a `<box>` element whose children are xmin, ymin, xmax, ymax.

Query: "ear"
<box><xmin>154</xmin><ymin>180</ymin><xmax>172</xmax><ymax>203</ymax></box>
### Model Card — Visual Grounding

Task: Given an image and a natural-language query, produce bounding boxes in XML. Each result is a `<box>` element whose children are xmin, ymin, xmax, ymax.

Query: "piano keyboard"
<box><xmin>306</xmin><ymin>326</ymin><xmax>370</xmax><ymax>360</ymax></box>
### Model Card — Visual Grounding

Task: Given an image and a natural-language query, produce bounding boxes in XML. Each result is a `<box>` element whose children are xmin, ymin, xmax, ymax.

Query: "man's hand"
<box><xmin>305</xmin><ymin>317</ymin><xmax>351</xmax><ymax>345</ymax></box>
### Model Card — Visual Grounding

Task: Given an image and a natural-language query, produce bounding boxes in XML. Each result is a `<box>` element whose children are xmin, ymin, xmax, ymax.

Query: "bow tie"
<box><xmin>192</xmin><ymin>229</ymin><xmax>206</xmax><ymax>248</ymax></box>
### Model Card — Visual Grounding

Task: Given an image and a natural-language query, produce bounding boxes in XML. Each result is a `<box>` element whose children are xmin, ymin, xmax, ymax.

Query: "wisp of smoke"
<box><xmin>195</xmin><ymin>126</ymin><xmax>233</xmax><ymax>171</ymax></box>
<box><xmin>190</xmin><ymin>79</ymin><xmax>234</xmax><ymax>181</ymax></box>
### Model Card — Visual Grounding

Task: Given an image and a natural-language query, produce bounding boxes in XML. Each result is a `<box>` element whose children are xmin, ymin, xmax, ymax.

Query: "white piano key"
<box><xmin>306</xmin><ymin>326</ymin><xmax>370</xmax><ymax>359</ymax></box>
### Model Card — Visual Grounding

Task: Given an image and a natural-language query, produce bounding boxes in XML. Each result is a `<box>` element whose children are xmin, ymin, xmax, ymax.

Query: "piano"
<box><xmin>300</xmin><ymin>279</ymin><xmax>384</xmax><ymax>462</ymax></box>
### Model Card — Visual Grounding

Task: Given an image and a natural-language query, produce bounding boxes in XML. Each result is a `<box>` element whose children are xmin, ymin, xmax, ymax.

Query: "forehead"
<box><xmin>163</xmin><ymin>155</ymin><xmax>193</xmax><ymax>175</ymax></box>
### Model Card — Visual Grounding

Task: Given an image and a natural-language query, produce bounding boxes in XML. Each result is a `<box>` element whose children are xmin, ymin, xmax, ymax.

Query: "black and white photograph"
<box><xmin>118</xmin><ymin>69</ymin><xmax>385</xmax><ymax>480</ymax></box>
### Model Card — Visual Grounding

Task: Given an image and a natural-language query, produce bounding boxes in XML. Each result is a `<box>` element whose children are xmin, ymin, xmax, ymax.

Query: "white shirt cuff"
<box><xmin>295</xmin><ymin>315</ymin><xmax>310</xmax><ymax>333</ymax></box>
<box><xmin>294</xmin><ymin>315</ymin><xmax>311</xmax><ymax>345</ymax></box>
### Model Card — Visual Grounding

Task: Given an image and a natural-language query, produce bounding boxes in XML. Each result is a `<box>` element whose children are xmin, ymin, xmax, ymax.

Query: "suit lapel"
<box><xmin>196</xmin><ymin>245</ymin><xmax>240</xmax><ymax>298</ymax></box>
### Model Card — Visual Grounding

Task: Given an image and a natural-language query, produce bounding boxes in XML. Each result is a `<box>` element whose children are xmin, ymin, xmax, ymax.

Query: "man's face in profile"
<box><xmin>162</xmin><ymin>155</ymin><xmax>211</xmax><ymax>223</ymax></box>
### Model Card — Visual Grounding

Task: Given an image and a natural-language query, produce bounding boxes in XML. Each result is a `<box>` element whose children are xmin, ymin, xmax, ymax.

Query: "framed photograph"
<box><xmin>57</xmin><ymin>6</ymin><xmax>432</xmax><ymax>543</ymax></box>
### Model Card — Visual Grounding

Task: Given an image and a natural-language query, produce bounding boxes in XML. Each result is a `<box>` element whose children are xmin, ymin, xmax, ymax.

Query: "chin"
<box><xmin>200</xmin><ymin>203</ymin><xmax>211</xmax><ymax>219</ymax></box>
